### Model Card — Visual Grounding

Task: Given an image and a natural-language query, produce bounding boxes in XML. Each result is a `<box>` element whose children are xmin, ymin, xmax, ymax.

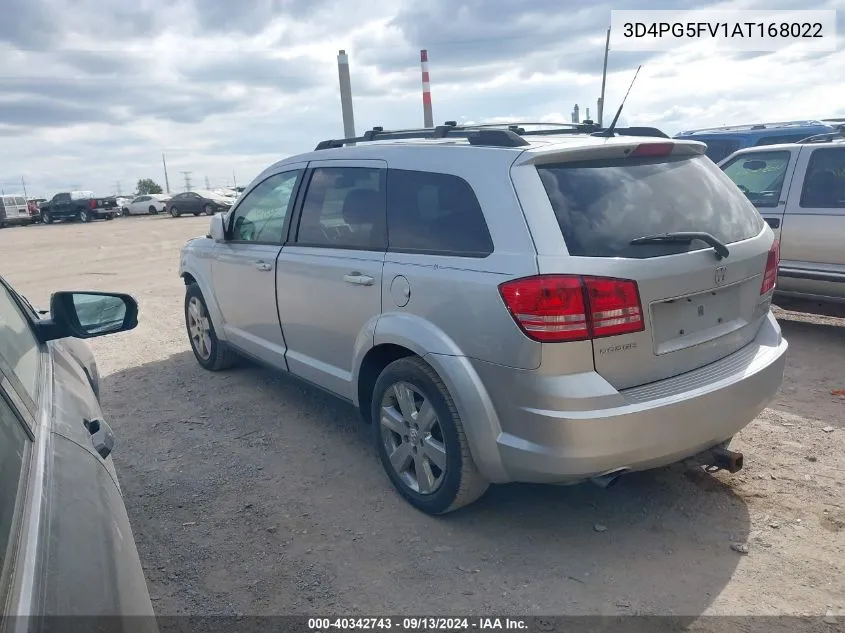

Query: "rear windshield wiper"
<box><xmin>629</xmin><ymin>231</ymin><xmax>730</xmax><ymax>260</ymax></box>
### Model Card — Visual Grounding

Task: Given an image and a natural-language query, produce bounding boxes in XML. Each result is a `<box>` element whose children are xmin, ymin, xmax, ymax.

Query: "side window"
<box><xmin>720</xmin><ymin>151</ymin><xmax>791</xmax><ymax>208</ymax></box>
<box><xmin>230</xmin><ymin>170</ymin><xmax>302</xmax><ymax>244</ymax></box>
<box><xmin>295</xmin><ymin>167</ymin><xmax>386</xmax><ymax>250</ymax></box>
<box><xmin>386</xmin><ymin>169</ymin><xmax>494</xmax><ymax>257</ymax></box>
<box><xmin>0</xmin><ymin>282</ymin><xmax>40</xmax><ymax>405</ymax></box>
<box><xmin>800</xmin><ymin>148</ymin><xmax>845</xmax><ymax>209</ymax></box>
<box><xmin>0</xmin><ymin>390</ymin><xmax>29</xmax><ymax>598</ymax></box>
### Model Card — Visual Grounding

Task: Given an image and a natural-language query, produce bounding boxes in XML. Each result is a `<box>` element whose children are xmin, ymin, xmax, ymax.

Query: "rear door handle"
<box><xmin>255</xmin><ymin>261</ymin><xmax>273</xmax><ymax>271</ymax></box>
<box><xmin>764</xmin><ymin>217</ymin><xmax>780</xmax><ymax>228</ymax></box>
<box><xmin>343</xmin><ymin>272</ymin><xmax>375</xmax><ymax>286</ymax></box>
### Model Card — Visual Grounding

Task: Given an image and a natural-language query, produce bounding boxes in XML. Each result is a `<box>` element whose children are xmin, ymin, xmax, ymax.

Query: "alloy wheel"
<box><xmin>187</xmin><ymin>296</ymin><xmax>212</xmax><ymax>360</ymax></box>
<box><xmin>379</xmin><ymin>382</ymin><xmax>447</xmax><ymax>494</ymax></box>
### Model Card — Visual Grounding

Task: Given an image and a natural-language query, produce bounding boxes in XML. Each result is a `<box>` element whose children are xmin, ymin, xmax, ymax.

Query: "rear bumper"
<box><xmin>92</xmin><ymin>208</ymin><xmax>116</xmax><ymax>216</ymax></box>
<box><xmin>473</xmin><ymin>312</ymin><xmax>788</xmax><ymax>483</ymax></box>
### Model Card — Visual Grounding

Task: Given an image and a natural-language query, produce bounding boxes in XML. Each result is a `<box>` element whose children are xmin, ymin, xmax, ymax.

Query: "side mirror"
<box><xmin>209</xmin><ymin>212</ymin><xmax>226</xmax><ymax>242</ymax></box>
<box><xmin>34</xmin><ymin>292</ymin><xmax>138</xmax><ymax>342</ymax></box>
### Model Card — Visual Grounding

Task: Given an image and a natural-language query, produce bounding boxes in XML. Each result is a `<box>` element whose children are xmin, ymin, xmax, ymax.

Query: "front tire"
<box><xmin>42</xmin><ymin>211</ymin><xmax>53</xmax><ymax>224</ymax></box>
<box><xmin>203</xmin><ymin>204</ymin><xmax>213</xmax><ymax>216</ymax></box>
<box><xmin>371</xmin><ymin>357</ymin><xmax>489</xmax><ymax>515</ymax></box>
<box><xmin>122</xmin><ymin>207</ymin><xmax>130</xmax><ymax>217</ymax></box>
<box><xmin>184</xmin><ymin>284</ymin><xmax>238</xmax><ymax>371</ymax></box>
<box><xmin>170</xmin><ymin>206</ymin><xmax>181</xmax><ymax>218</ymax></box>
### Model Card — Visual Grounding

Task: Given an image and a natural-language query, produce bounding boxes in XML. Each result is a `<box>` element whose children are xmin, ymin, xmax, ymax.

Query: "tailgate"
<box><xmin>528</xmin><ymin>145</ymin><xmax>774</xmax><ymax>390</ymax></box>
<box><xmin>96</xmin><ymin>198</ymin><xmax>118</xmax><ymax>209</ymax></box>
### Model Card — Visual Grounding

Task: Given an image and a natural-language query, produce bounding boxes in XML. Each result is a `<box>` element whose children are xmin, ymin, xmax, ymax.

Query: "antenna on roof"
<box><xmin>594</xmin><ymin>65</ymin><xmax>641</xmax><ymax>138</ymax></box>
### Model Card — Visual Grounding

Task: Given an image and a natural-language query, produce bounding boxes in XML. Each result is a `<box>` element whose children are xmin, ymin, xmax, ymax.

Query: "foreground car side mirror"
<box><xmin>35</xmin><ymin>291</ymin><xmax>138</xmax><ymax>342</ymax></box>
<box><xmin>208</xmin><ymin>212</ymin><xmax>226</xmax><ymax>242</ymax></box>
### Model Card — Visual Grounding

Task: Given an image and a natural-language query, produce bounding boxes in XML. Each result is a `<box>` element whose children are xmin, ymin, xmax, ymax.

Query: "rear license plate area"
<box><xmin>651</xmin><ymin>284</ymin><xmax>744</xmax><ymax>354</ymax></box>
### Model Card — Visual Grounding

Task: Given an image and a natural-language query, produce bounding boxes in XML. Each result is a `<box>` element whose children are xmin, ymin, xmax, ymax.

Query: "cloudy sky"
<box><xmin>0</xmin><ymin>0</ymin><xmax>842</xmax><ymax>198</ymax></box>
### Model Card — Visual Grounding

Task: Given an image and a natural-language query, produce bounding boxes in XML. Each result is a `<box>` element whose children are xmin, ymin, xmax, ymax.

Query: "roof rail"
<box><xmin>677</xmin><ymin>120</ymin><xmax>830</xmax><ymax>135</ymax></box>
<box><xmin>798</xmin><ymin>124</ymin><xmax>845</xmax><ymax>144</ymax></box>
<box><xmin>314</xmin><ymin>121</ymin><xmax>668</xmax><ymax>150</ymax></box>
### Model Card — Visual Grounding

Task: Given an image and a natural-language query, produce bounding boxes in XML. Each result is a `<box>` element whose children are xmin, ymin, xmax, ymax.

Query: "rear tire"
<box><xmin>105</xmin><ymin>214</ymin><xmax>114</xmax><ymax>221</ymax></box>
<box><xmin>184</xmin><ymin>284</ymin><xmax>238</xmax><ymax>371</ymax></box>
<box><xmin>148</xmin><ymin>206</ymin><xmax>157</xmax><ymax>214</ymax></box>
<box><xmin>79</xmin><ymin>210</ymin><xmax>91</xmax><ymax>223</ymax></box>
<box><xmin>371</xmin><ymin>357</ymin><xmax>489</xmax><ymax>515</ymax></box>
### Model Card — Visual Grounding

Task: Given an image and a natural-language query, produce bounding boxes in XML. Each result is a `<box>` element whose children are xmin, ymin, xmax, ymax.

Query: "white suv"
<box><xmin>179</xmin><ymin>122</ymin><xmax>788</xmax><ymax>514</ymax></box>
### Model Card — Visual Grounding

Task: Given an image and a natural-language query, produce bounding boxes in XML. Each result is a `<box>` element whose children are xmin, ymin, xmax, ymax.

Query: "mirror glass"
<box><xmin>71</xmin><ymin>294</ymin><xmax>127</xmax><ymax>335</ymax></box>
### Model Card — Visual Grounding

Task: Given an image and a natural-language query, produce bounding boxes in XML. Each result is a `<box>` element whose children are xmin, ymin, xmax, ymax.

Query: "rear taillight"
<box><xmin>630</xmin><ymin>142</ymin><xmax>674</xmax><ymax>157</ymax></box>
<box><xmin>88</xmin><ymin>199</ymin><xmax>97</xmax><ymax>209</ymax></box>
<box><xmin>498</xmin><ymin>275</ymin><xmax>644</xmax><ymax>343</ymax></box>
<box><xmin>760</xmin><ymin>239</ymin><xmax>780</xmax><ymax>295</ymax></box>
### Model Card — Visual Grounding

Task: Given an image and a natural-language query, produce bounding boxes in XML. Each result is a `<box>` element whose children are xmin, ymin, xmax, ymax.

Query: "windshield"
<box><xmin>537</xmin><ymin>155</ymin><xmax>764</xmax><ymax>259</ymax></box>
<box><xmin>720</xmin><ymin>151</ymin><xmax>791</xmax><ymax>208</ymax></box>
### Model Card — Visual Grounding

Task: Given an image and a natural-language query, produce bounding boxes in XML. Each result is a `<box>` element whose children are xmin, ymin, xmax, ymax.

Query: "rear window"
<box><xmin>537</xmin><ymin>155</ymin><xmax>764</xmax><ymax>259</ymax></box>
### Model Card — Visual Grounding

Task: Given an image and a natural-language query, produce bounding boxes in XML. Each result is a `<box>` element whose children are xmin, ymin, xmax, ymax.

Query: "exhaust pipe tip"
<box><xmin>708</xmin><ymin>446</ymin><xmax>744</xmax><ymax>473</ymax></box>
<box><xmin>590</xmin><ymin>468</ymin><xmax>629</xmax><ymax>489</ymax></box>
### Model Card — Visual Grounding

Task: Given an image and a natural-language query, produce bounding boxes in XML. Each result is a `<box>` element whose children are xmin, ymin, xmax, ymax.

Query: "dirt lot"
<box><xmin>2</xmin><ymin>216</ymin><xmax>843</xmax><ymax>618</ymax></box>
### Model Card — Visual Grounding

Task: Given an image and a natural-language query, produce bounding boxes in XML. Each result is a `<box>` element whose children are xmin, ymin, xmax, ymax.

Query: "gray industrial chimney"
<box><xmin>337</xmin><ymin>50</ymin><xmax>356</xmax><ymax>139</ymax></box>
<box><xmin>572</xmin><ymin>104</ymin><xmax>580</xmax><ymax>123</ymax></box>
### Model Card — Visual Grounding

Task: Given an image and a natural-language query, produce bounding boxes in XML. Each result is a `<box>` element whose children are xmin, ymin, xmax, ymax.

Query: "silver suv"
<box><xmin>179</xmin><ymin>122</ymin><xmax>788</xmax><ymax>514</ymax></box>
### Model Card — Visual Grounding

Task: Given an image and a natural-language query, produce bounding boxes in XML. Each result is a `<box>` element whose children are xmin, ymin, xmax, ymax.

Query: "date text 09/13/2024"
<box><xmin>307</xmin><ymin>617</ymin><xmax>528</xmax><ymax>630</ymax></box>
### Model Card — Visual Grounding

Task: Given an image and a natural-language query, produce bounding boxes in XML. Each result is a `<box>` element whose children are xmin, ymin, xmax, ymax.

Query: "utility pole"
<box><xmin>180</xmin><ymin>171</ymin><xmax>192</xmax><ymax>192</ymax></box>
<box><xmin>598</xmin><ymin>27</ymin><xmax>610</xmax><ymax>126</ymax></box>
<box><xmin>337</xmin><ymin>49</ymin><xmax>356</xmax><ymax>139</ymax></box>
<box><xmin>233</xmin><ymin>171</ymin><xmax>237</xmax><ymax>188</ymax></box>
<box><xmin>205</xmin><ymin>176</ymin><xmax>211</xmax><ymax>190</ymax></box>
<box><xmin>21</xmin><ymin>176</ymin><xmax>28</xmax><ymax>199</ymax></box>
<box><xmin>162</xmin><ymin>153</ymin><xmax>171</xmax><ymax>194</ymax></box>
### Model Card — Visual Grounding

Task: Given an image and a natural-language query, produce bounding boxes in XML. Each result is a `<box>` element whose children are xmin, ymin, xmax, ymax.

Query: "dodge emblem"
<box><xmin>714</xmin><ymin>266</ymin><xmax>727</xmax><ymax>286</ymax></box>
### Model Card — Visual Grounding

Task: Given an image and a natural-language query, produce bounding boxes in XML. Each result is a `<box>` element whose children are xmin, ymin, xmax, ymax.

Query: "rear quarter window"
<box><xmin>537</xmin><ymin>155</ymin><xmax>764</xmax><ymax>259</ymax></box>
<box><xmin>386</xmin><ymin>169</ymin><xmax>493</xmax><ymax>257</ymax></box>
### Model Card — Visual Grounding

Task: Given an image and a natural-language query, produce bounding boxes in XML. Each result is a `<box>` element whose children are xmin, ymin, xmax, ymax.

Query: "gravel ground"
<box><xmin>2</xmin><ymin>216</ymin><xmax>843</xmax><ymax>618</ymax></box>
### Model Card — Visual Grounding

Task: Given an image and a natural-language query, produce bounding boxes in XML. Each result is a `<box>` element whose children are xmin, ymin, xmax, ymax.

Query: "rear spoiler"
<box><xmin>519</xmin><ymin>139</ymin><xmax>706</xmax><ymax>166</ymax></box>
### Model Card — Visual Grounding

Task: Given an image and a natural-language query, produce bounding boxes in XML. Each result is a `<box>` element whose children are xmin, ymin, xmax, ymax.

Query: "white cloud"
<box><xmin>0</xmin><ymin>0</ymin><xmax>842</xmax><ymax>198</ymax></box>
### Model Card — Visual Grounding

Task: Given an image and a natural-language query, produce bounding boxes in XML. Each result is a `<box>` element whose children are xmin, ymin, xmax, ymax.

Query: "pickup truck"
<box><xmin>719</xmin><ymin>129</ymin><xmax>845</xmax><ymax>305</ymax></box>
<box><xmin>39</xmin><ymin>190</ymin><xmax>118</xmax><ymax>224</ymax></box>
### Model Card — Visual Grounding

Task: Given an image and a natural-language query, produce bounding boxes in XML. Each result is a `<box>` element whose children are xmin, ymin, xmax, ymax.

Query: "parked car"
<box><xmin>39</xmin><ymin>191</ymin><xmax>118</xmax><ymax>224</ymax></box>
<box><xmin>0</xmin><ymin>275</ymin><xmax>156</xmax><ymax>624</ymax></box>
<box><xmin>719</xmin><ymin>128</ymin><xmax>845</xmax><ymax>304</ymax></box>
<box><xmin>166</xmin><ymin>191</ymin><xmax>233</xmax><ymax>218</ymax></box>
<box><xmin>674</xmin><ymin>120</ymin><xmax>836</xmax><ymax>163</ymax></box>
<box><xmin>0</xmin><ymin>194</ymin><xmax>31</xmax><ymax>227</ymax></box>
<box><xmin>26</xmin><ymin>198</ymin><xmax>47</xmax><ymax>223</ymax></box>
<box><xmin>122</xmin><ymin>194</ymin><xmax>171</xmax><ymax>216</ymax></box>
<box><xmin>179</xmin><ymin>122</ymin><xmax>788</xmax><ymax>515</ymax></box>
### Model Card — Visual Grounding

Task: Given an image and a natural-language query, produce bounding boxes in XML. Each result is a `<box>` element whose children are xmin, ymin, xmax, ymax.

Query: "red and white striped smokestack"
<box><xmin>420</xmin><ymin>49</ymin><xmax>433</xmax><ymax>128</ymax></box>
